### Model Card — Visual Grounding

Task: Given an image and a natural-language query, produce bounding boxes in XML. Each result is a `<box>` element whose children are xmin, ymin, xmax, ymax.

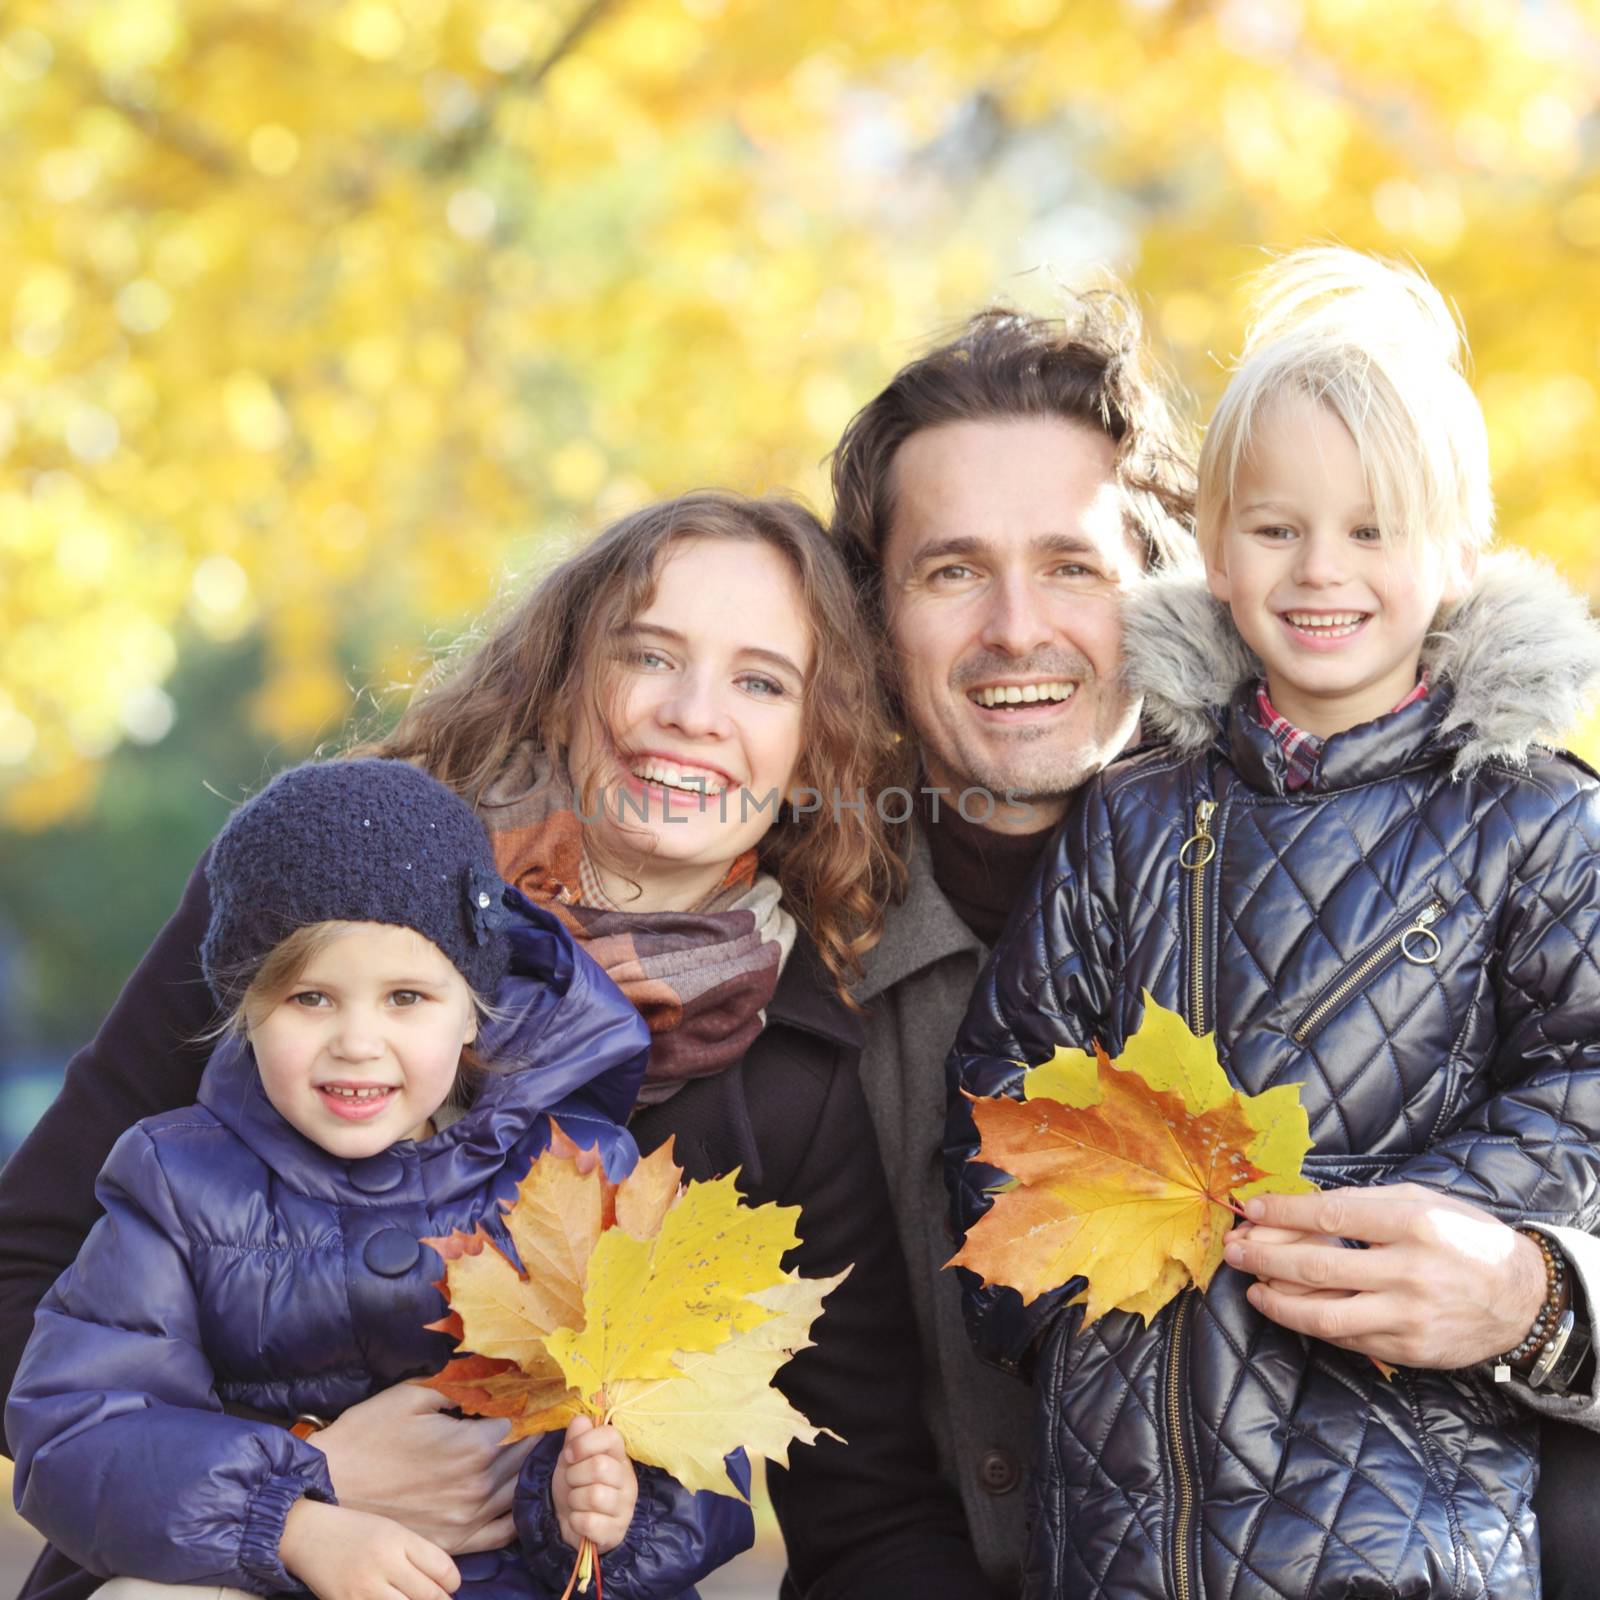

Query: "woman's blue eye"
<box><xmin>740</xmin><ymin>674</ymin><xmax>786</xmax><ymax>698</ymax></box>
<box><xmin>629</xmin><ymin>648</ymin><xmax>672</xmax><ymax>669</ymax></box>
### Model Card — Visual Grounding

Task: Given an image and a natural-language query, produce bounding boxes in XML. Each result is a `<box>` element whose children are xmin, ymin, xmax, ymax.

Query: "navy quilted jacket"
<box><xmin>7</xmin><ymin>890</ymin><xmax>753</xmax><ymax>1598</ymax></box>
<box><xmin>947</xmin><ymin>557</ymin><xmax>1600</xmax><ymax>1600</ymax></box>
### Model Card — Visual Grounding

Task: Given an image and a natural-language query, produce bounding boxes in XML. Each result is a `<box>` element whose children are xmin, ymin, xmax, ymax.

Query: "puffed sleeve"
<box><xmin>7</xmin><ymin>1124</ymin><xmax>335</xmax><ymax>1592</ymax></box>
<box><xmin>1390</xmin><ymin>779</ymin><xmax>1600</xmax><ymax>1222</ymax></box>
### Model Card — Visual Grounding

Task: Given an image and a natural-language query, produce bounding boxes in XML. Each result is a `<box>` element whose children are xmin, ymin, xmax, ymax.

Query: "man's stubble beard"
<box><xmin>949</xmin><ymin>686</ymin><xmax>1142</xmax><ymax>804</ymax></box>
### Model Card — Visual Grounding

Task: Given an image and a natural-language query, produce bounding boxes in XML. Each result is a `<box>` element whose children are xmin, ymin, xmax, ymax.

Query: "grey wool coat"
<box><xmin>856</xmin><ymin>830</ymin><xmax>1036</xmax><ymax>1594</ymax></box>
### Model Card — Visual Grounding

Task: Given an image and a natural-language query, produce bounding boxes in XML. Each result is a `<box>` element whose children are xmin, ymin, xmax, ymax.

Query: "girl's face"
<box><xmin>566</xmin><ymin>536</ymin><xmax>812</xmax><ymax>911</ymax></box>
<box><xmin>1206</xmin><ymin>393</ymin><xmax>1471</xmax><ymax>739</ymax></box>
<box><xmin>249</xmin><ymin>923</ymin><xmax>477</xmax><ymax>1159</ymax></box>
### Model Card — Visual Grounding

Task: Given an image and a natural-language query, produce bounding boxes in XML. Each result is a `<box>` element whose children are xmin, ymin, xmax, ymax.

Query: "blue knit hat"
<box><xmin>201</xmin><ymin>759</ymin><xmax>510</xmax><ymax>1011</ymax></box>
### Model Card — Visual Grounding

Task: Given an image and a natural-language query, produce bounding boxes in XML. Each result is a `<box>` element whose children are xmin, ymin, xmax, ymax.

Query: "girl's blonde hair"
<box><xmin>1196</xmin><ymin>247</ymin><xmax>1493</xmax><ymax>560</ymax></box>
<box><xmin>227</xmin><ymin>922</ymin><xmax>361</xmax><ymax>1035</ymax></box>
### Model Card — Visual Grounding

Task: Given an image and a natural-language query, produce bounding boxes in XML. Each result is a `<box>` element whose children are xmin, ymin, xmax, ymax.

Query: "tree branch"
<box><xmin>434</xmin><ymin>0</ymin><xmax>622</xmax><ymax>170</ymax></box>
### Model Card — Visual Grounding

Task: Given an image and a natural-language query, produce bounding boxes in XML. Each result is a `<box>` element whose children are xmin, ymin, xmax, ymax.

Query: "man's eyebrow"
<box><xmin>907</xmin><ymin>533</ymin><xmax>1104</xmax><ymax>565</ymax></box>
<box><xmin>623</xmin><ymin>621</ymin><xmax>804</xmax><ymax>680</ymax></box>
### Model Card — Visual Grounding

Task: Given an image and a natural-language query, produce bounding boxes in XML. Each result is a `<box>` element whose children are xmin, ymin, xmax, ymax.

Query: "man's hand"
<box><xmin>279</xmin><ymin>1499</ymin><xmax>460</xmax><ymax>1600</ymax></box>
<box><xmin>1223</xmin><ymin>1183</ymin><xmax>1547</xmax><ymax>1369</ymax></box>
<box><xmin>307</xmin><ymin>1383</ymin><xmax>536</xmax><ymax>1554</ymax></box>
<box><xmin>552</xmin><ymin>1416</ymin><xmax>639</xmax><ymax>1556</ymax></box>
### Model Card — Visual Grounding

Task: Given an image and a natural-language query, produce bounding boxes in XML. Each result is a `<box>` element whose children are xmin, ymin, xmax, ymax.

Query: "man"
<box><xmin>828</xmin><ymin>300</ymin><xmax>1196</xmax><ymax>1589</ymax></box>
<box><xmin>829</xmin><ymin>300</ymin><xmax>1600</xmax><ymax>1596</ymax></box>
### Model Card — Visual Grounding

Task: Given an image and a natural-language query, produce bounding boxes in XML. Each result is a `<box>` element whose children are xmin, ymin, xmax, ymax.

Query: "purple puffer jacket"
<box><xmin>7</xmin><ymin>889</ymin><xmax>754</xmax><ymax>1598</ymax></box>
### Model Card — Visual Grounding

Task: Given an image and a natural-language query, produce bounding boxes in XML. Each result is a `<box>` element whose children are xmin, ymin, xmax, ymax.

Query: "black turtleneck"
<box><xmin>917</xmin><ymin>788</ymin><xmax>1057</xmax><ymax>946</ymax></box>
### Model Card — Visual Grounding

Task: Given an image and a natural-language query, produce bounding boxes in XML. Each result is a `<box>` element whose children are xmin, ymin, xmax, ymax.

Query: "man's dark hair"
<box><xmin>829</xmin><ymin>295</ymin><xmax>1199</xmax><ymax>615</ymax></box>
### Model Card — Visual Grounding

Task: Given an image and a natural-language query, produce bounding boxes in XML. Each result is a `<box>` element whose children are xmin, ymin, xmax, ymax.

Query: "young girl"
<box><xmin>6</xmin><ymin>757</ymin><xmax>751</xmax><ymax>1600</ymax></box>
<box><xmin>950</xmin><ymin>249</ymin><xmax>1600</xmax><ymax>1597</ymax></box>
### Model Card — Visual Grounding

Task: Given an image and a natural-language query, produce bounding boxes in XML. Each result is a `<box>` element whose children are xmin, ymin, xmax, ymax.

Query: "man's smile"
<box><xmin>966</xmin><ymin>681</ymin><xmax>1078</xmax><ymax>709</ymax></box>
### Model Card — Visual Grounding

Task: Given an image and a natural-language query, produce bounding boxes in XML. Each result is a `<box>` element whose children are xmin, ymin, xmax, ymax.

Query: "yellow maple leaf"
<box><xmin>498</xmin><ymin>1127</ymin><xmax>609</xmax><ymax>1330</ymax></box>
<box><xmin>613</xmin><ymin>1141</ymin><xmax>683</xmax><ymax>1239</ymax></box>
<box><xmin>546</xmin><ymin>1171</ymin><xmax>797</xmax><ymax>1396</ymax></box>
<box><xmin>429</xmin><ymin>1225</ymin><xmax>576</xmax><ymax>1376</ymax></box>
<box><xmin>604</xmin><ymin>1273</ymin><xmax>848</xmax><ymax>1496</ymax></box>
<box><xmin>421</xmin><ymin>1123</ymin><xmax>842</xmax><ymax>1507</ymax></box>
<box><xmin>950</xmin><ymin>993</ymin><xmax>1312</xmax><ymax>1328</ymax></box>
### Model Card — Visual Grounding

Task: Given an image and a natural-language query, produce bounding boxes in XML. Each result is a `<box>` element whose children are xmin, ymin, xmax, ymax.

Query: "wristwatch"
<box><xmin>1537</xmin><ymin>1300</ymin><xmax>1595</xmax><ymax>1396</ymax></box>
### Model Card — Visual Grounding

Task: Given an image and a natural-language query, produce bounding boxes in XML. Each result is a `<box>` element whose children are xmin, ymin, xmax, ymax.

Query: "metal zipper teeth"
<box><xmin>1171</xmin><ymin>807</ymin><xmax>1211</xmax><ymax>1599</ymax></box>
<box><xmin>1182</xmin><ymin>801</ymin><xmax>1216</xmax><ymax>1037</ymax></box>
<box><xmin>1167</xmin><ymin>1289</ymin><xmax>1197</xmax><ymax>1600</ymax></box>
<box><xmin>1290</xmin><ymin>899</ymin><xmax>1445</xmax><ymax>1044</ymax></box>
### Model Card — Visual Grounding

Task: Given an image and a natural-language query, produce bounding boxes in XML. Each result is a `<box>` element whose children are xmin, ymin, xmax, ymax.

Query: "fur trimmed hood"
<box><xmin>1120</xmin><ymin>549</ymin><xmax>1600</xmax><ymax>775</ymax></box>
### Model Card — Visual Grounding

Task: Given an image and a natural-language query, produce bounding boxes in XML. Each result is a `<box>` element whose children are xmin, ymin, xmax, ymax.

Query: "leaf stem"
<box><xmin>557</xmin><ymin>1538</ymin><xmax>599</xmax><ymax>1600</ymax></box>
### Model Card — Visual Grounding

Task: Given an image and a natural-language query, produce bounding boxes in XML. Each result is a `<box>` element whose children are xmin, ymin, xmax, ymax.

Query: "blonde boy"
<box><xmin>950</xmin><ymin>249</ymin><xmax>1600</xmax><ymax>1598</ymax></box>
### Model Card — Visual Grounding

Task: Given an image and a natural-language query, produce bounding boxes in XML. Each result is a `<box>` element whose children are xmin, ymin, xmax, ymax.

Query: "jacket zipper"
<box><xmin>1171</xmin><ymin>800</ymin><xmax>1213</xmax><ymax>1600</ymax></box>
<box><xmin>1290</xmin><ymin>898</ymin><xmax>1445</xmax><ymax>1044</ymax></box>
<box><xmin>1180</xmin><ymin>800</ymin><xmax>1217</xmax><ymax>1037</ymax></box>
<box><xmin>1166</xmin><ymin>1289</ymin><xmax>1199</xmax><ymax>1600</ymax></box>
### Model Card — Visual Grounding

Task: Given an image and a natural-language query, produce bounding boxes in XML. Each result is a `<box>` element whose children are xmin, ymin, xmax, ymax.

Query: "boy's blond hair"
<box><xmin>1196</xmin><ymin>247</ymin><xmax>1493</xmax><ymax>562</ymax></box>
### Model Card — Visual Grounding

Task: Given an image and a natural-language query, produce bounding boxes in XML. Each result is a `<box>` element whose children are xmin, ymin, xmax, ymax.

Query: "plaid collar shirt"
<box><xmin>1255</xmin><ymin>676</ymin><xmax>1430</xmax><ymax>791</ymax></box>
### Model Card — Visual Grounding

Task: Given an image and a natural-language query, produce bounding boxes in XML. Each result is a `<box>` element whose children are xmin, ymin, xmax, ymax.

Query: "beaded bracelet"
<box><xmin>1492</xmin><ymin>1229</ymin><xmax>1567</xmax><ymax>1384</ymax></box>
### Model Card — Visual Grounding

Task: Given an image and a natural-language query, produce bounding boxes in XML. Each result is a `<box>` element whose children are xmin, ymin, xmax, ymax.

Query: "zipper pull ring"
<box><xmin>1400</xmin><ymin>901</ymin><xmax>1444</xmax><ymax>966</ymax></box>
<box><xmin>1180</xmin><ymin>800</ymin><xmax>1216</xmax><ymax>870</ymax></box>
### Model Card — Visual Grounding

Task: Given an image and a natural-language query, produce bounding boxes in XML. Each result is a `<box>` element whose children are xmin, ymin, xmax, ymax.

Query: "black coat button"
<box><xmin>978</xmin><ymin>1448</ymin><xmax>1019</xmax><ymax>1496</ymax></box>
<box><xmin>364</xmin><ymin>1228</ymin><xmax>422</xmax><ymax>1276</ymax></box>
<box><xmin>348</xmin><ymin>1153</ymin><xmax>404</xmax><ymax>1194</ymax></box>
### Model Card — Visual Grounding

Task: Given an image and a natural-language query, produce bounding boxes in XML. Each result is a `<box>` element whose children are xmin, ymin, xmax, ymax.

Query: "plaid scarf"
<box><xmin>477</xmin><ymin>745</ymin><xmax>796</xmax><ymax>1104</ymax></box>
<box><xmin>1255</xmin><ymin>677</ymin><xmax>1430</xmax><ymax>791</ymax></box>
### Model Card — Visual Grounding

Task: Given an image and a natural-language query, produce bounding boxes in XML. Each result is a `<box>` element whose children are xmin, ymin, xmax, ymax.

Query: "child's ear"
<box><xmin>463</xmin><ymin>1010</ymin><xmax>478</xmax><ymax>1046</ymax></box>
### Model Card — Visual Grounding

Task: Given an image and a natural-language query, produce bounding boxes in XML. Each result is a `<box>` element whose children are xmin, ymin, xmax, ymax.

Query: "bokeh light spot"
<box><xmin>249</xmin><ymin>124</ymin><xmax>302</xmax><ymax>177</ymax></box>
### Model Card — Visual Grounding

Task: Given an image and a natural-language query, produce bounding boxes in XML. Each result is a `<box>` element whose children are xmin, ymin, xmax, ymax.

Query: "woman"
<box><xmin>0</xmin><ymin>492</ymin><xmax>984</xmax><ymax>1600</ymax></box>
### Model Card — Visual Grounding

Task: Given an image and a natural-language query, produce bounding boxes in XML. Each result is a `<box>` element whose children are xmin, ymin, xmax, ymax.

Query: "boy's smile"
<box><xmin>1206</xmin><ymin>393</ymin><xmax>1472</xmax><ymax>739</ymax></box>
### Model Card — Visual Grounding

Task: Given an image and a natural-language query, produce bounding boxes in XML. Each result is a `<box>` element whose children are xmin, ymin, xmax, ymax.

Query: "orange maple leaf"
<box><xmin>425</xmin><ymin>1352</ymin><xmax>528</xmax><ymax>1422</ymax></box>
<box><xmin>950</xmin><ymin>993</ymin><xmax>1312</xmax><ymax>1328</ymax></box>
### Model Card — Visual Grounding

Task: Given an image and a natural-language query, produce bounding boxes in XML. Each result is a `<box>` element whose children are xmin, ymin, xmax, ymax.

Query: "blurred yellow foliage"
<box><xmin>3</xmin><ymin>0</ymin><xmax>1598</xmax><ymax>823</ymax></box>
